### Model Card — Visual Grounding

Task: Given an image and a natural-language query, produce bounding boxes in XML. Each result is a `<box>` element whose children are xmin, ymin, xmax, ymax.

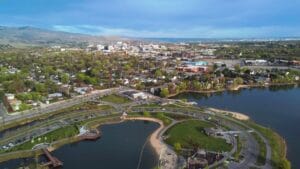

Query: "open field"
<box><xmin>100</xmin><ymin>94</ymin><xmax>131</xmax><ymax>104</ymax></box>
<box><xmin>164</xmin><ymin>120</ymin><xmax>232</xmax><ymax>152</ymax></box>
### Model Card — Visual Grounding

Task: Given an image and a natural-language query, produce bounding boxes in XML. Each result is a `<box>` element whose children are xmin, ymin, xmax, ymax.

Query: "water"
<box><xmin>173</xmin><ymin>85</ymin><xmax>300</xmax><ymax>168</ymax></box>
<box><xmin>0</xmin><ymin>120</ymin><xmax>159</xmax><ymax>169</ymax></box>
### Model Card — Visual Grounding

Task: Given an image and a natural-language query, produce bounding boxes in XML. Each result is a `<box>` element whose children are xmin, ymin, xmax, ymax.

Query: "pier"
<box><xmin>41</xmin><ymin>148</ymin><xmax>63</xmax><ymax>168</ymax></box>
<box><xmin>78</xmin><ymin>128</ymin><xmax>101</xmax><ymax>141</ymax></box>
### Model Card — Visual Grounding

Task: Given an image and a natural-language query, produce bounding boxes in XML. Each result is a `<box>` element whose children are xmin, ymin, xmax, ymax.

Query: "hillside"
<box><xmin>0</xmin><ymin>26</ymin><xmax>124</xmax><ymax>47</ymax></box>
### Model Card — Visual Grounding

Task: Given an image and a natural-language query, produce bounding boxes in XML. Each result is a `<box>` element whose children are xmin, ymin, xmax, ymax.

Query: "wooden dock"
<box><xmin>78</xmin><ymin>128</ymin><xmax>101</xmax><ymax>141</ymax></box>
<box><xmin>41</xmin><ymin>148</ymin><xmax>63</xmax><ymax>168</ymax></box>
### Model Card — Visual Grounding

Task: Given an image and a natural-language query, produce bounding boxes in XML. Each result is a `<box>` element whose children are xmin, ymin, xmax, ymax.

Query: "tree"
<box><xmin>234</xmin><ymin>64</ymin><xmax>241</xmax><ymax>73</ymax></box>
<box><xmin>61</xmin><ymin>73</ymin><xmax>70</xmax><ymax>84</ymax></box>
<box><xmin>160</xmin><ymin>88</ymin><xmax>169</xmax><ymax>97</ymax></box>
<box><xmin>143</xmin><ymin>111</ymin><xmax>151</xmax><ymax>117</ymax></box>
<box><xmin>174</xmin><ymin>142</ymin><xmax>182</xmax><ymax>153</ymax></box>
<box><xmin>233</xmin><ymin>77</ymin><xmax>244</xmax><ymax>86</ymax></box>
<box><xmin>34</xmin><ymin>83</ymin><xmax>46</xmax><ymax>93</ymax></box>
<box><xmin>76</xmin><ymin>73</ymin><xmax>86</xmax><ymax>82</ymax></box>
<box><xmin>178</xmin><ymin>82</ymin><xmax>187</xmax><ymax>91</ymax></box>
<box><xmin>155</xmin><ymin>69</ymin><xmax>163</xmax><ymax>78</ymax></box>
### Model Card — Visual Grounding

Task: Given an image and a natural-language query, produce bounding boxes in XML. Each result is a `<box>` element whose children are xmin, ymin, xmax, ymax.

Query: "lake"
<box><xmin>173</xmin><ymin>85</ymin><xmax>300</xmax><ymax>169</ymax></box>
<box><xmin>0</xmin><ymin>120</ymin><xmax>160</xmax><ymax>169</ymax></box>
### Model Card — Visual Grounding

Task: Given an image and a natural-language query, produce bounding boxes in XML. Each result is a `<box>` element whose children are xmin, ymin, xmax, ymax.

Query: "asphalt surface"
<box><xmin>1</xmin><ymin>88</ymin><xmax>120</xmax><ymax>124</ymax></box>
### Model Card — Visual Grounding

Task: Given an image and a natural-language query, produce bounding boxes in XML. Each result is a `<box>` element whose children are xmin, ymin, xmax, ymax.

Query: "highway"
<box><xmin>1</xmin><ymin>87</ymin><xmax>121</xmax><ymax>124</ymax></box>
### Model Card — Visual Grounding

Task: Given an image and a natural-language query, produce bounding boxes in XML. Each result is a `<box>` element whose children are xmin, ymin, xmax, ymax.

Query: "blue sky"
<box><xmin>0</xmin><ymin>0</ymin><xmax>299</xmax><ymax>38</ymax></box>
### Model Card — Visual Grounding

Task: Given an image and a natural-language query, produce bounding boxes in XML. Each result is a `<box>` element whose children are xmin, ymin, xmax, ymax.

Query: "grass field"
<box><xmin>9</xmin><ymin>125</ymin><xmax>78</xmax><ymax>152</ymax></box>
<box><xmin>101</xmin><ymin>94</ymin><xmax>131</xmax><ymax>104</ymax></box>
<box><xmin>164</xmin><ymin>120</ymin><xmax>232</xmax><ymax>152</ymax></box>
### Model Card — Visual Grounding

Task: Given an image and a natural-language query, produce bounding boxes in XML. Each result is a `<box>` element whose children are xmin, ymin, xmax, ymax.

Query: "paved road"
<box><xmin>242</xmin><ymin>65</ymin><xmax>300</xmax><ymax>71</ymax></box>
<box><xmin>1</xmin><ymin>88</ymin><xmax>121</xmax><ymax>124</ymax></box>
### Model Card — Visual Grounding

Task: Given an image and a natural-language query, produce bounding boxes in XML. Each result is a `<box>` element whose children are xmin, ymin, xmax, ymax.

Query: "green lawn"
<box><xmin>9</xmin><ymin>125</ymin><xmax>79</xmax><ymax>152</ymax></box>
<box><xmin>164</xmin><ymin>120</ymin><xmax>232</xmax><ymax>152</ymax></box>
<box><xmin>101</xmin><ymin>94</ymin><xmax>131</xmax><ymax>104</ymax></box>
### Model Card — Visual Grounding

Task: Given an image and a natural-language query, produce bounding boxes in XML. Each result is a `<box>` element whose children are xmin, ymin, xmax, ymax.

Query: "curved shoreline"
<box><xmin>125</xmin><ymin>117</ymin><xmax>165</xmax><ymax>156</ymax></box>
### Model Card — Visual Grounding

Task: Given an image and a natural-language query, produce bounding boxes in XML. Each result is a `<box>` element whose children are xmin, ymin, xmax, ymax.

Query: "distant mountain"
<box><xmin>0</xmin><ymin>26</ymin><xmax>126</xmax><ymax>47</ymax></box>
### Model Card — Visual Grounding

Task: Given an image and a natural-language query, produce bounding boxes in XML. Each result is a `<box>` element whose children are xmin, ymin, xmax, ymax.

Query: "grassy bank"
<box><xmin>164</xmin><ymin>120</ymin><xmax>232</xmax><ymax>152</ymax></box>
<box><xmin>252</xmin><ymin>132</ymin><xmax>267</xmax><ymax>166</ymax></box>
<box><xmin>232</xmin><ymin>136</ymin><xmax>243</xmax><ymax>161</ymax></box>
<box><xmin>129</xmin><ymin>112</ymin><xmax>172</xmax><ymax>126</ymax></box>
<box><xmin>247</xmin><ymin>122</ymin><xmax>290</xmax><ymax>169</ymax></box>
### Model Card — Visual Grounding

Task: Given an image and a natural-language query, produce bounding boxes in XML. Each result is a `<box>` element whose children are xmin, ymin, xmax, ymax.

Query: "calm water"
<box><xmin>173</xmin><ymin>85</ymin><xmax>300</xmax><ymax>169</ymax></box>
<box><xmin>0</xmin><ymin>121</ymin><xmax>159</xmax><ymax>169</ymax></box>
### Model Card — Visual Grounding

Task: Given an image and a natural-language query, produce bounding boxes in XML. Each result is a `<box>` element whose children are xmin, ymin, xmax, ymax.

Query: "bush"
<box><xmin>143</xmin><ymin>111</ymin><xmax>151</xmax><ymax>117</ymax></box>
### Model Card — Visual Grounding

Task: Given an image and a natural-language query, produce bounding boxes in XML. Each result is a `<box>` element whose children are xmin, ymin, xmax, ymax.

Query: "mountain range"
<box><xmin>0</xmin><ymin>26</ymin><xmax>125</xmax><ymax>47</ymax></box>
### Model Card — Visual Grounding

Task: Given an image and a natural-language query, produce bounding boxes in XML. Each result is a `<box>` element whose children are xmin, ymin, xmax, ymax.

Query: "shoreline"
<box><xmin>125</xmin><ymin>117</ymin><xmax>165</xmax><ymax>156</ymax></box>
<box><xmin>167</xmin><ymin>83</ymin><xmax>298</xmax><ymax>98</ymax></box>
<box><xmin>207</xmin><ymin>107</ymin><xmax>250</xmax><ymax>121</ymax></box>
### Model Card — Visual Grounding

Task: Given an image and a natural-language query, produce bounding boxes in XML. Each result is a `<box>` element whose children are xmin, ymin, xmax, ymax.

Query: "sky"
<box><xmin>0</xmin><ymin>0</ymin><xmax>300</xmax><ymax>38</ymax></box>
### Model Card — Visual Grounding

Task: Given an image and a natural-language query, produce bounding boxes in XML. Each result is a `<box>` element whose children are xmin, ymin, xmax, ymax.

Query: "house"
<box><xmin>74</xmin><ymin>86</ymin><xmax>93</xmax><ymax>95</ymax></box>
<box><xmin>3</xmin><ymin>93</ymin><xmax>22</xmax><ymax>112</ymax></box>
<box><xmin>132</xmin><ymin>92</ymin><xmax>148</xmax><ymax>100</ymax></box>
<box><xmin>177</xmin><ymin>64</ymin><xmax>208</xmax><ymax>73</ymax></box>
<box><xmin>48</xmin><ymin>93</ymin><xmax>63</xmax><ymax>99</ymax></box>
<box><xmin>188</xmin><ymin>157</ymin><xmax>208</xmax><ymax>169</ymax></box>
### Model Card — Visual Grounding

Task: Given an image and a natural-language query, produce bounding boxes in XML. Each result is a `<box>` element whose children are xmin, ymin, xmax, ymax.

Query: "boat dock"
<box><xmin>41</xmin><ymin>148</ymin><xmax>63</xmax><ymax>168</ymax></box>
<box><xmin>78</xmin><ymin>128</ymin><xmax>101</xmax><ymax>141</ymax></box>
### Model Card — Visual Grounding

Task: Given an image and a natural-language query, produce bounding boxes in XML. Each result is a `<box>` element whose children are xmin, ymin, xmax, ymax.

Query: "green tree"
<box><xmin>143</xmin><ymin>111</ymin><xmax>151</xmax><ymax>117</ymax></box>
<box><xmin>160</xmin><ymin>88</ymin><xmax>169</xmax><ymax>97</ymax></box>
<box><xmin>61</xmin><ymin>73</ymin><xmax>70</xmax><ymax>84</ymax></box>
<box><xmin>174</xmin><ymin>142</ymin><xmax>182</xmax><ymax>153</ymax></box>
<box><xmin>155</xmin><ymin>69</ymin><xmax>163</xmax><ymax>78</ymax></box>
<box><xmin>233</xmin><ymin>77</ymin><xmax>244</xmax><ymax>86</ymax></box>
